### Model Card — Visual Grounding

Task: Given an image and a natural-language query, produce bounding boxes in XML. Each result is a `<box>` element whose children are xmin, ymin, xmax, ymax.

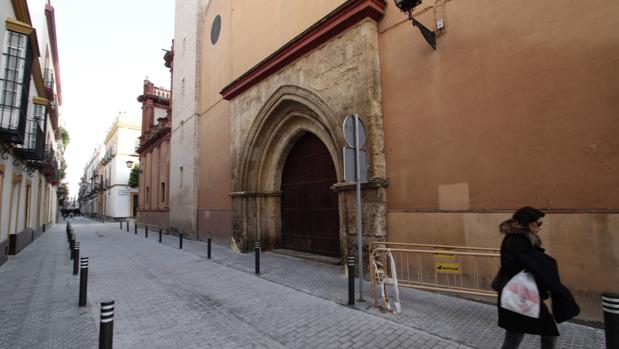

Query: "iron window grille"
<box><xmin>44</xmin><ymin>67</ymin><xmax>55</xmax><ymax>100</ymax></box>
<box><xmin>0</xmin><ymin>30</ymin><xmax>32</xmax><ymax>144</ymax></box>
<box><xmin>14</xmin><ymin>103</ymin><xmax>46</xmax><ymax>160</ymax></box>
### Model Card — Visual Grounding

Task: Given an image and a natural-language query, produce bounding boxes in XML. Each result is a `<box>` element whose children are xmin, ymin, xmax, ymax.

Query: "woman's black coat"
<box><xmin>492</xmin><ymin>231</ymin><xmax>580</xmax><ymax>335</ymax></box>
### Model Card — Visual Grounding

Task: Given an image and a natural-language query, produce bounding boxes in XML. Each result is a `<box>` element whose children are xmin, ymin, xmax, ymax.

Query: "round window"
<box><xmin>211</xmin><ymin>15</ymin><xmax>221</xmax><ymax>45</ymax></box>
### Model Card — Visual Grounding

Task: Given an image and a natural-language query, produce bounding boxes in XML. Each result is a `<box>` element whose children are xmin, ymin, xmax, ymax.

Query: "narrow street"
<box><xmin>0</xmin><ymin>218</ymin><xmax>604</xmax><ymax>349</ymax></box>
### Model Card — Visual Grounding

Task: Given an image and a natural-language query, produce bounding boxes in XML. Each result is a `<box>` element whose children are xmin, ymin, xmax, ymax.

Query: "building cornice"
<box><xmin>10</xmin><ymin>0</ymin><xmax>31</xmax><ymax>26</ymax></box>
<box><xmin>32</xmin><ymin>96</ymin><xmax>48</xmax><ymax>105</ymax></box>
<box><xmin>45</xmin><ymin>4</ymin><xmax>62</xmax><ymax>105</ymax></box>
<box><xmin>103</xmin><ymin>122</ymin><xmax>141</xmax><ymax>145</ymax></box>
<box><xmin>220</xmin><ymin>0</ymin><xmax>386</xmax><ymax>100</ymax></box>
<box><xmin>136</xmin><ymin>127</ymin><xmax>171</xmax><ymax>155</ymax></box>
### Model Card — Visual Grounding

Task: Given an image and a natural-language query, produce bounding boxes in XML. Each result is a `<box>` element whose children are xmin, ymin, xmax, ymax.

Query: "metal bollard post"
<box><xmin>347</xmin><ymin>256</ymin><xmax>355</xmax><ymax>305</ymax></box>
<box><xmin>73</xmin><ymin>242</ymin><xmax>80</xmax><ymax>275</ymax></box>
<box><xmin>126</xmin><ymin>220</ymin><xmax>129</xmax><ymax>232</ymax></box>
<box><xmin>99</xmin><ymin>300</ymin><xmax>114</xmax><ymax>349</ymax></box>
<box><xmin>207</xmin><ymin>232</ymin><xmax>212</xmax><ymax>259</ymax></box>
<box><xmin>603</xmin><ymin>292</ymin><xmax>619</xmax><ymax>349</ymax></box>
<box><xmin>159</xmin><ymin>228</ymin><xmax>162</xmax><ymax>243</ymax></box>
<box><xmin>70</xmin><ymin>233</ymin><xmax>76</xmax><ymax>259</ymax></box>
<box><xmin>134</xmin><ymin>223</ymin><xmax>137</xmax><ymax>235</ymax></box>
<box><xmin>179</xmin><ymin>233</ymin><xmax>183</xmax><ymax>249</ymax></box>
<box><xmin>42</xmin><ymin>224</ymin><xmax>45</xmax><ymax>233</ymax></box>
<box><xmin>119</xmin><ymin>221</ymin><xmax>122</xmax><ymax>230</ymax></box>
<box><xmin>145</xmin><ymin>226</ymin><xmax>148</xmax><ymax>239</ymax></box>
<box><xmin>255</xmin><ymin>241</ymin><xmax>261</xmax><ymax>275</ymax></box>
<box><xmin>79</xmin><ymin>257</ymin><xmax>88</xmax><ymax>306</ymax></box>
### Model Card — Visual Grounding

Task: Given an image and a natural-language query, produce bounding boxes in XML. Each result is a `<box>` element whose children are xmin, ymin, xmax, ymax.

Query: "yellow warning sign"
<box><xmin>435</xmin><ymin>262</ymin><xmax>461</xmax><ymax>274</ymax></box>
<box><xmin>433</xmin><ymin>253</ymin><xmax>456</xmax><ymax>260</ymax></box>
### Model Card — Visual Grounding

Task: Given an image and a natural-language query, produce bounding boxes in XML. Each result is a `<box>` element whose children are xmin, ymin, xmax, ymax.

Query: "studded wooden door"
<box><xmin>280</xmin><ymin>133</ymin><xmax>340</xmax><ymax>257</ymax></box>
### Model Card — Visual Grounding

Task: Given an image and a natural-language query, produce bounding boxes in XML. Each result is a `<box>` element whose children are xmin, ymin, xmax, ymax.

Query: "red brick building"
<box><xmin>135</xmin><ymin>77</ymin><xmax>171</xmax><ymax>228</ymax></box>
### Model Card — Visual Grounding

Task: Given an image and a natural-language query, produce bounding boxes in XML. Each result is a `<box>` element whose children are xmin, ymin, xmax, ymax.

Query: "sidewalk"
<box><xmin>0</xmin><ymin>217</ymin><xmax>605</xmax><ymax>348</ymax></box>
<box><xmin>140</xmin><ymin>220</ymin><xmax>605</xmax><ymax>349</ymax></box>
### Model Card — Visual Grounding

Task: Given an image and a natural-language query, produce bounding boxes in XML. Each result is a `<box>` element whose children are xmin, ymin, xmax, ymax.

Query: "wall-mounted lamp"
<box><xmin>394</xmin><ymin>0</ymin><xmax>422</xmax><ymax>12</ymax></box>
<box><xmin>394</xmin><ymin>0</ymin><xmax>436</xmax><ymax>50</ymax></box>
<box><xmin>126</xmin><ymin>160</ymin><xmax>134</xmax><ymax>168</ymax></box>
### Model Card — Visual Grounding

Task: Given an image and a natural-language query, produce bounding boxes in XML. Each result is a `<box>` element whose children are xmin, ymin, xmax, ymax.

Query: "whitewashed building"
<box><xmin>0</xmin><ymin>0</ymin><xmax>64</xmax><ymax>265</ymax></box>
<box><xmin>78</xmin><ymin>114</ymin><xmax>140</xmax><ymax>220</ymax></box>
<box><xmin>101</xmin><ymin>114</ymin><xmax>140</xmax><ymax>219</ymax></box>
<box><xmin>168</xmin><ymin>0</ymin><xmax>209</xmax><ymax>238</ymax></box>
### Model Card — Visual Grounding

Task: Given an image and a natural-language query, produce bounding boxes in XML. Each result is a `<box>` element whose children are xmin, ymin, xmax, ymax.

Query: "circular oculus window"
<box><xmin>211</xmin><ymin>15</ymin><xmax>221</xmax><ymax>45</ymax></box>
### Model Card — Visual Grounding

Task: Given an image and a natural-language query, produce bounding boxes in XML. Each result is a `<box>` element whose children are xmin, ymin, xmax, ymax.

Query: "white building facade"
<box><xmin>0</xmin><ymin>0</ymin><xmax>63</xmax><ymax>265</ymax></box>
<box><xmin>101</xmin><ymin>115</ymin><xmax>140</xmax><ymax>219</ymax></box>
<box><xmin>168</xmin><ymin>0</ymin><xmax>209</xmax><ymax>237</ymax></box>
<box><xmin>79</xmin><ymin>114</ymin><xmax>140</xmax><ymax>220</ymax></box>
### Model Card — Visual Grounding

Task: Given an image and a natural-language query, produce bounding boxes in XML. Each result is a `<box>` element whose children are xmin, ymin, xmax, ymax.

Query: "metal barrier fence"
<box><xmin>369</xmin><ymin>242</ymin><xmax>500</xmax><ymax>310</ymax></box>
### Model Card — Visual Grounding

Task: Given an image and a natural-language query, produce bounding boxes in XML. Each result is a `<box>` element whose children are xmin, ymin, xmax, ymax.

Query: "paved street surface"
<box><xmin>0</xmin><ymin>217</ymin><xmax>604</xmax><ymax>348</ymax></box>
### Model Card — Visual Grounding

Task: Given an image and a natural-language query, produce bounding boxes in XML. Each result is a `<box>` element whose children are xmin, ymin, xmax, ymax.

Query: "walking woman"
<box><xmin>492</xmin><ymin>207</ymin><xmax>580</xmax><ymax>349</ymax></box>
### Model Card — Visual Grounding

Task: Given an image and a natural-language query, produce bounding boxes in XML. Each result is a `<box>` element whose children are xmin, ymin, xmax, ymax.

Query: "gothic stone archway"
<box><xmin>230</xmin><ymin>85</ymin><xmax>387</xmax><ymax>265</ymax></box>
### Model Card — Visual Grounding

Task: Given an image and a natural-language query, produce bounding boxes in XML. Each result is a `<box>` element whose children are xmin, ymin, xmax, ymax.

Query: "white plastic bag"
<box><xmin>372</xmin><ymin>249</ymin><xmax>401</xmax><ymax>314</ymax></box>
<box><xmin>500</xmin><ymin>270</ymin><xmax>540</xmax><ymax>318</ymax></box>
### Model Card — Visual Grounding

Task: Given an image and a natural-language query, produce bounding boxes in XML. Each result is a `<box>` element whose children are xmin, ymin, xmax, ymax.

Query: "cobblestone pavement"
<box><xmin>0</xmin><ymin>217</ymin><xmax>605</xmax><ymax>348</ymax></box>
<box><xmin>0</xmin><ymin>222</ymin><xmax>97</xmax><ymax>349</ymax></box>
<box><xmin>134</xmin><ymin>219</ymin><xmax>605</xmax><ymax>349</ymax></box>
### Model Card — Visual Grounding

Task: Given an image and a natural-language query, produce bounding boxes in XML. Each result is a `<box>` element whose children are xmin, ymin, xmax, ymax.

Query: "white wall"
<box><xmin>0</xmin><ymin>0</ymin><xmax>60</xmax><ymax>245</ymax></box>
<box><xmin>169</xmin><ymin>0</ymin><xmax>209</xmax><ymax>234</ymax></box>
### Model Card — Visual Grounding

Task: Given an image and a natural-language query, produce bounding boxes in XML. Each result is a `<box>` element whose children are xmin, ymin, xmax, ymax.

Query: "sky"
<box><xmin>53</xmin><ymin>0</ymin><xmax>175</xmax><ymax>198</ymax></box>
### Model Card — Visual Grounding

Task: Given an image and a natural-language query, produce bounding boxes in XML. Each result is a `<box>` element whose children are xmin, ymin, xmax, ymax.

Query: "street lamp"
<box><xmin>126</xmin><ymin>160</ymin><xmax>134</xmax><ymax>168</ymax></box>
<box><xmin>394</xmin><ymin>0</ymin><xmax>422</xmax><ymax>12</ymax></box>
<box><xmin>393</xmin><ymin>0</ymin><xmax>436</xmax><ymax>49</ymax></box>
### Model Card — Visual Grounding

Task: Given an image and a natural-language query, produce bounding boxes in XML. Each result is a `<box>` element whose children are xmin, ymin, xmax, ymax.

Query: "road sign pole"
<box><xmin>354</xmin><ymin>114</ymin><xmax>363</xmax><ymax>301</ymax></box>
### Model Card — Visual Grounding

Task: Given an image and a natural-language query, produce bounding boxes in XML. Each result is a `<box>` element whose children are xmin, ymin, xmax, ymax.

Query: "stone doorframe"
<box><xmin>230</xmin><ymin>85</ymin><xmax>387</xmax><ymax>262</ymax></box>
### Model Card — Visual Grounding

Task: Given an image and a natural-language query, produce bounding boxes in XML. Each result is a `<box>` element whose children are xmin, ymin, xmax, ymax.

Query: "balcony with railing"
<box><xmin>13</xmin><ymin>105</ymin><xmax>46</xmax><ymax>161</ymax></box>
<box><xmin>42</xmin><ymin>144</ymin><xmax>60</xmax><ymax>184</ymax></box>
<box><xmin>44</xmin><ymin>68</ymin><xmax>55</xmax><ymax>101</ymax></box>
<box><xmin>0</xmin><ymin>106</ymin><xmax>27</xmax><ymax>144</ymax></box>
<box><xmin>0</xmin><ymin>30</ymin><xmax>32</xmax><ymax>145</ymax></box>
<box><xmin>49</xmin><ymin>99</ymin><xmax>58</xmax><ymax>131</ymax></box>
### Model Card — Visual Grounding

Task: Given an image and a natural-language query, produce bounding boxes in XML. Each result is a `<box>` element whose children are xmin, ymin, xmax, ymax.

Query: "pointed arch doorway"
<box><xmin>280</xmin><ymin>132</ymin><xmax>340</xmax><ymax>257</ymax></box>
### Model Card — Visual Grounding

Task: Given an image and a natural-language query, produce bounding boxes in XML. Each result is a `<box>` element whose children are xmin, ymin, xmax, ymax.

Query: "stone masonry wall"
<box><xmin>228</xmin><ymin>19</ymin><xmax>387</xmax><ymax>261</ymax></box>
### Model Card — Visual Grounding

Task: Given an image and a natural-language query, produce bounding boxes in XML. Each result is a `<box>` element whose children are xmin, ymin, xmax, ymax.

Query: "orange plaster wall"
<box><xmin>198</xmin><ymin>0</ymin><xmax>347</xmax><ymax>213</ymax></box>
<box><xmin>198</xmin><ymin>101</ymin><xmax>231</xmax><ymax>210</ymax></box>
<box><xmin>378</xmin><ymin>0</ymin><xmax>619</xmax><ymax>211</ymax></box>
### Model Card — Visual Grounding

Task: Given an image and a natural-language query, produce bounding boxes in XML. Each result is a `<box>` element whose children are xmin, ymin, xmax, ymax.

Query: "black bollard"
<box><xmin>255</xmin><ymin>241</ymin><xmax>261</xmax><ymax>275</ymax></box>
<box><xmin>126</xmin><ymin>220</ymin><xmax>129</xmax><ymax>232</ymax></box>
<box><xmin>207</xmin><ymin>232</ymin><xmax>212</xmax><ymax>259</ymax></box>
<box><xmin>99</xmin><ymin>300</ymin><xmax>114</xmax><ymax>349</ymax></box>
<box><xmin>42</xmin><ymin>224</ymin><xmax>45</xmax><ymax>233</ymax></box>
<box><xmin>603</xmin><ymin>292</ymin><xmax>619</xmax><ymax>349</ymax></box>
<box><xmin>145</xmin><ymin>226</ymin><xmax>148</xmax><ymax>239</ymax></box>
<box><xmin>79</xmin><ymin>257</ymin><xmax>88</xmax><ymax>306</ymax></box>
<box><xmin>70</xmin><ymin>233</ymin><xmax>76</xmax><ymax>259</ymax></box>
<box><xmin>347</xmin><ymin>256</ymin><xmax>355</xmax><ymax>305</ymax></box>
<box><xmin>179</xmin><ymin>233</ymin><xmax>183</xmax><ymax>249</ymax></box>
<box><xmin>73</xmin><ymin>242</ymin><xmax>80</xmax><ymax>275</ymax></box>
<box><xmin>159</xmin><ymin>228</ymin><xmax>162</xmax><ymax>243</ymax></box>
<box><xmin>134</xmin><ymin>223</ymin><xmax>137</xmax><ymax>235</ymax></box>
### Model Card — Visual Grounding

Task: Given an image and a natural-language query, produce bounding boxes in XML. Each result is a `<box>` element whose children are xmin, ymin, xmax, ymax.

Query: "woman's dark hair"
<box><xmin>512</xmin><ymin>206</ymin><xmax>545</xmax><ymax>226</ymax></box>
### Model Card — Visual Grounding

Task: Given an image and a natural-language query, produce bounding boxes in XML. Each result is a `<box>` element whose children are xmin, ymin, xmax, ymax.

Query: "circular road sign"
<box><xmin>342</xmin><ymin>114</ymin><xmax>366</xmax><ymax>148</ymax></box>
